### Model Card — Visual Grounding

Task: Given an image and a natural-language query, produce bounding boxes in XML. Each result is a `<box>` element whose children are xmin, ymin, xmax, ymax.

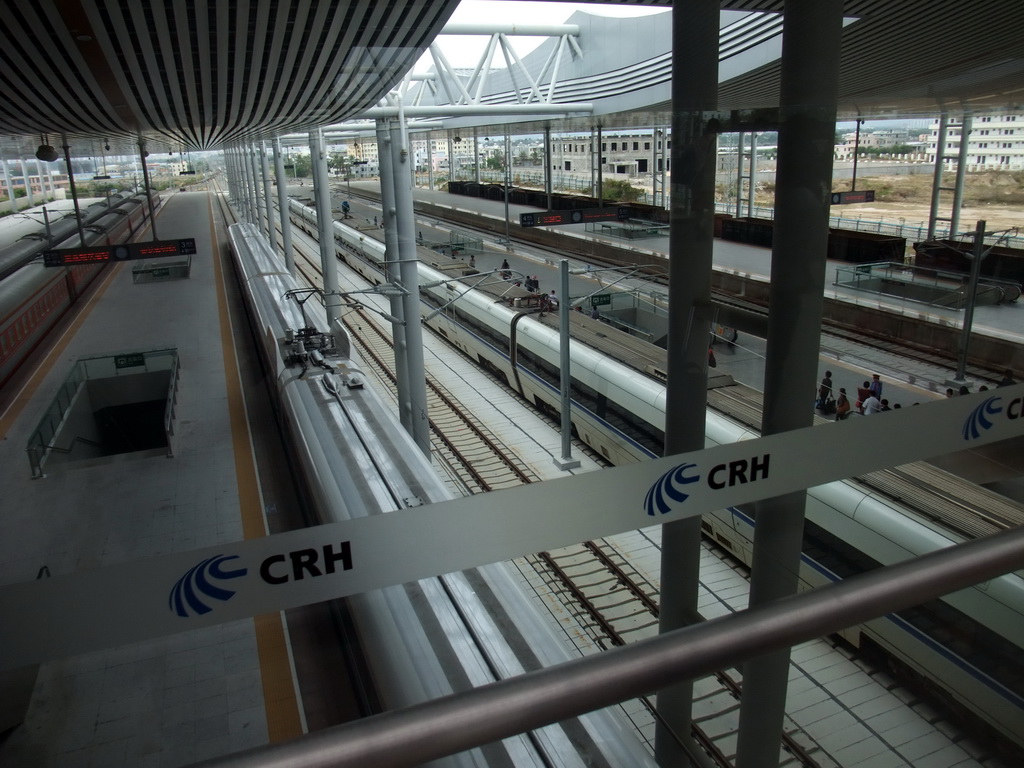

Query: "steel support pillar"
<box><xmin>473</xmin><ymin>129</ymin><xmax>481</xmax><ymax>183</ymax></box>
<box><xmin>950</xmin><ymin>115</ymin><xmax>972</xmax><ymax>237</ymax></box>
<box><xmin>62</xmin><ymin>136</ymin><xmax>88</xmax><ymax>246</ymax></box>
<box><xmin>236</xmin><ymin>146</ymin><xmax>247</xmax><ymax>215</ymax></box>
<box><xmin>953</xmin><ymin>220</ymin><xmax>987</xmax><ymax>385</ymax></box>
<box><xmin>310</xmin><ymin>130</ymin><xmax>340</xmax><ymax>325</ymax></box>
<box><xmin>735</xmin><ymin>130</ymin><xmax>744</xmax><ymax>216</ymax></box>
<box><xmin>34</xmin><ymin>159</ymin><xmax>46</xmax><ymax>202</ymax></box>
<box><xmin>596</xmin><ymin>125</ymin><xmax>603</xmax><ymax>204</ymax></box>
<box><xmin>927</xmin><ymin>112</ymin><xmax>949</xmax><ymax>241</ymax></box>
<box><xmin>239</xmin><ymin>144</ymin><xmax>253</xmax><ymax>222</ymax></box>
<box><xmin>260</xmin><ymin>141</ymin><xmax>273</xmax><ymax>241</ymax></box>
<box><xmin>0</xmin><ymin>160</ymin><xmax>16</xmax><ymax>213</ymax></box>
<box><xmin>19</xmin><ymin>158</ymin><xmax>34</xmax><ymax>207</ymax></box>
<box><xmin>447</xmin><ymin>133</ymin><xmax>454</xmax><ymax>184</ymax></box>
<box><xmin>660</xmin><ymin>132</ymin><xmax>667</xmax><ymax>209</ymax></box>
<box><xmin>652</xmin><ymin>127</ymin><xmax>662</xmax><ymax>208</ymax></box>
<box><xmin>272</xmin><ymin>138</ymin><xmax>295</xmax><ymax>273</ymax></box>
<box><xmin>590</xmin><ymin>127</ymin><xmax>596</xmax><ymax>198</ymax></box>
<box><xmin>137</xmin><ymin>139</ymin><xmax>157</xmax><ymax>237</ymax></box>
<box><xmin>225</xmin><ymin>147</ymin><xmax>234</xmax><ymax>202</ymax></box>
<box><xmin>503</xmin><ymin>132</ymin><xmax>512</xmax><ymax>248</ymax></box>
<box><xmin>239</xmin><ymin>145</ymin><xmax>248</xmax><ymax>219</ymax></box>
<box><xmin>544</xmin><ymin>126</ymin><xmax>553</xmax><ymax>209</ymax></box>
<box><xmin>248</xmin><ymin>144</ymin><xmax>265</xmax><ymax>233</ymax></box>
<box><xmin>37</xmin><ymin>157</ymin><xmax>51</xmax><ymax>201</ymax></box>
<box><xmin>240</xmin><ymin>145</ymin><xmax>250</xmax><ymax>213</ymax></box>
<box><xmin>655</xmin><ymin>2</ymin><xmax>719</xmax><ymax>766</ymax></box>
<box><xmin>228</xmin><ymin>147</ymin><xmax>238</xmax><ymax>204</ymax></box>
<box><xmin>376</xmin><ymin>120</ymin><xmax>412</xmax><ymax>434</ymax></box>
<box><xmin>389</xmin><ymin>121</ymin><xmax>432</xmax><ymax>457</ymax></box>
<box><xmin>747</xmin><ymin>132</ymin><xmax>757</xmax><ymax>218</ymax></box>
<box><xmin>735</xmin><ymin>3</ymin><xmax>843</xmax><ymax>766</ymax></box>
<box><xmin>554</xmin><ymin>259</ymin><xmax>580</xmax><ymax>471</ymax></box>
<box><xmin>851</xmin><ymin>119</ymin><xmax>863</xmax><ymax>190</ymax></box>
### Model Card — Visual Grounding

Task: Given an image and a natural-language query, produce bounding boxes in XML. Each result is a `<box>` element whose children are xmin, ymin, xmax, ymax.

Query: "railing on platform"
<box><xmin>434</xmin><ymin>171</ymin><xmax>1024</xmax><ymax>251</ymax></box>
<box><xmin>26</xmin><ymin>348</ymin><xmax>179</xmax><ymax>478</ymax></box>
<box><xmin>832</xmin><ymin>261</ymin><xmax>1020</xmax><ymax>310</ymax></box>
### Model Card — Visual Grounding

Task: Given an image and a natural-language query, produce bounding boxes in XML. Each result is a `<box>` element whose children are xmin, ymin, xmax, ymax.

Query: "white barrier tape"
<box><xmin>2</xmin><ymin>386</ymin><xmax>1022</xmax><ymax>669</ymax></box>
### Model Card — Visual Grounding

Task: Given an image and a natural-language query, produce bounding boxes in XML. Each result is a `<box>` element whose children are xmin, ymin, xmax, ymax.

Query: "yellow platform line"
<box><xmin>209</xmin><ymin>202</ymin><xmax>304</xmax><ymax>741</ymax></box>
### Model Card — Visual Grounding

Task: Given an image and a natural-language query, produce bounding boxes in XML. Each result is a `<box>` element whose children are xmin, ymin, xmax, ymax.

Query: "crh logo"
<box><xmin>169</xmin><ymin>555</ymin><xmax>247</xmax><ymax>617</ymax></box>
<box><xmin>645</xmin><ymin>463</ymin><xmax>701</xmax><ymax>516</ymax></box>
<box><xmin>644</xmin><ymin>454</ymin><xmax>770</xmax><ymax>516</ymax></box>
<box><xmin>962</xmin><ymin>396</ymin><xmax>1005</xmax><ymax>440</ymax></box>
<box><xmin>170</xmin><ymin>542</ymin><xmax>353</xmax><ymax>618</ymax></box>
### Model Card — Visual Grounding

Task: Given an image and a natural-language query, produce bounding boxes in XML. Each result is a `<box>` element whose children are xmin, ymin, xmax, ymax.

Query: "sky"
<box><xmin>416</xmin><ymin>0</ymin><xmax>667</xmax><ymax>71</ymax></box>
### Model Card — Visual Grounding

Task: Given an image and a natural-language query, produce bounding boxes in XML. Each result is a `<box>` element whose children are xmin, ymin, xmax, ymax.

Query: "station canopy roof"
<box><xmin>0</xmin><ymin>0</ymin><xmax>460</xmax><ymax>158</ymax></box>
<box><xmin>0</xmin><ymin>1</ymin><xmax>1021</xmax><ymax>159</ymax></box>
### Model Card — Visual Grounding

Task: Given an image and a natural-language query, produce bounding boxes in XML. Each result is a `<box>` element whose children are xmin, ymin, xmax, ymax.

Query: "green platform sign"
<box><xmin>114</xmin><ymin>353</ymin><xmax>146</xmax><ymax>369</ymax></box>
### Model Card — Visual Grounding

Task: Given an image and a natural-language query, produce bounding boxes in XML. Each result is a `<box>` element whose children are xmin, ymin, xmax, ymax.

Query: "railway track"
<box><xmin>242</xmin><ymin>196</ymin><xmax>1018</xmax><ymax>767</ymax></box>
<box><xmin>524</xmin><ymin>537</ymin><xmax>830</xmax><ymax>768</ymax></box>
<box><xmin>337</xmin><ymin>184</ymin><xmax>1012</xmax><ymax>387</ymax></box>
<box><xmin>288</xmin><ymin>242</ymin><xmax>538</xmax><ymax>495</ymax></box>
<box><xmin>288</xmin><ymin>231</ymin><xmax>831</xmax><ymax>766</ymax></box>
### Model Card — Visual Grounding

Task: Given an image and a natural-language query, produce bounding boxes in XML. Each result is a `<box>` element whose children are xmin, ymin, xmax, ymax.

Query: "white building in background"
<box><xmin>928</xmin><ymin>112</ymin><xmax>1024</xmax><ymax>170</ymax></box>
<box><xmin>347</xmin><ymin>139</ymin><xmax>379</xmax><ymax>166</ymax></box>
<box><xmin>550</xmin><ymin>132</ymin><xmax>671</xmax><ymax>176</ymax></box>
<box><xmin>411</xmin><ymin>138</ymin><xmax>451</xmax><ymax>172</ymax></box>
<box><xmin>836</xmin><ymin>128</ymin><xmax>923</xmax><ymax>156</ymax></box>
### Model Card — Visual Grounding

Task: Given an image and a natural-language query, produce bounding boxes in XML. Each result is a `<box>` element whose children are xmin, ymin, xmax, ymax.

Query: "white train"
<box><xmin>287</xmin><ymin>198</ymin><xmax>1024</xmax><ymax>759</ymax></box>
<box><xmin>227</xmin><ymin>221</ymin><xmax>658</xmax><ymax>767</ymax></box>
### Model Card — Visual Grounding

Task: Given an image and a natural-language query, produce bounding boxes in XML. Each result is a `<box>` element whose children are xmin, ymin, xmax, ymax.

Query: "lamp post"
<box><xmin>554</xmin><ymin>259</ymin><xmax>581</xmax><ymax>471</ymax></box>
<box><xmin>950</xmin><ymin>220</ymin><xmax>1014</xmax><ymax>387</ymax></box>
<box><xmin>555</xmin><ymin>262</ymin><xmax>644</xmax><ymax>471</ymax></box>
<box><xmin>503</xmin><ymin>133</ymin><xmax>512</xmax><ymax>250</ymax></box>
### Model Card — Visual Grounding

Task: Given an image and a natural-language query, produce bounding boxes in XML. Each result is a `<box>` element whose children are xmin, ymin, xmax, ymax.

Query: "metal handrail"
<box><xmin>187</xmin><ymin>526</ymin><xmax>1024</xmax><ymax>768</ymax></box>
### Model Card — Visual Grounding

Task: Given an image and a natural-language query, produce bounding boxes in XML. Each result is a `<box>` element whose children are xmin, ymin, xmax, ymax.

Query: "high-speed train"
<box><xmin>286</xmin><ymin>198</ymin><xmax>1024</xmax><ymax>758</ymax></box>
<box><xmin>0</xmin><ymin>191</ymin><xmax>159</xmax><ymax>389</ymax></box>
<box><xmin>0</xmin><ymin>190</ymin><xmax>152</xmax><ymax>280</ymax></box>
<box><xmin>227</xmin><ymin>221</ymin><xmax>658</xmax><ymax>768</ymax></box>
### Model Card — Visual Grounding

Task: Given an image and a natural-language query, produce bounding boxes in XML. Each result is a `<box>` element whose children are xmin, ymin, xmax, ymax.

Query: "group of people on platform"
<box><xmin>816</xmin><ymin>371</ymin><xmax>893</xmax><ymax>420</ymax></box>
<box><xmin>816</xmin><ymin>367</ymin><xmax>1018</xmax><ymax>421</ymax></box>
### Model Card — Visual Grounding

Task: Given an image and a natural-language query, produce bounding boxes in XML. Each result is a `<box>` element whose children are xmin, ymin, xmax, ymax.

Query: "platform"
<box><xmin>0</xmin><ymin>193</ymin><xmax>302</xmax><ymax>766</ymax></box>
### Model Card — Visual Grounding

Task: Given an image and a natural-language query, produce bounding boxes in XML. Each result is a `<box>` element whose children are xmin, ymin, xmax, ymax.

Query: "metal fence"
<box><xmin>26</xmin><ymin>348</ymin><xmax>179</xmax><ymax>478</ymax></box>
<box><xmin>435</xmin><ymin>171</ymin><xmax>1023</xmax><ymax>251</ymax></box>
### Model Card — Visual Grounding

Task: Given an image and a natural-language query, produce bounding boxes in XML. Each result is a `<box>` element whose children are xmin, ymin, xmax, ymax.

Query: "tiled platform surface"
<box><xmin>0</xmin><ymin>193</ymin><xmax>274</xmax><ymax>767</ymax></box>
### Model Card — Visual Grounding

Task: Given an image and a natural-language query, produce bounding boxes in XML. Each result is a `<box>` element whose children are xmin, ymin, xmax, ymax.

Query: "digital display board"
<box><xmin>830</xmin><ymin>190</ymin><xmax>875</xmax><ymax>205</ymax></box>
<box><xmin>44</xmin><ymin>238</ymin><xmax>197</xmax><ymax>267</ymax></box>
<box><xmin>43</xmin><ymin>248</ymin><xmax>112</xmax><ymax>266</ymax></box>
<box><xmin>520</xmin><ymin>207</ymin><xmax>630</xmax><ymax>227</ymax></box>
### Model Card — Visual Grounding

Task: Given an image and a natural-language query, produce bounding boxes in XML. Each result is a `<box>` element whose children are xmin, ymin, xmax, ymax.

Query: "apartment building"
<box><xmin>927</xmin><ymin>112</ymin><xmax>1024</xmax><ymax>170</ymax></box>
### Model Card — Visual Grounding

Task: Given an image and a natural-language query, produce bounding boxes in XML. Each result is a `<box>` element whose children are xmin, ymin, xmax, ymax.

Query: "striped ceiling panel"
<box><xmin>0</xmin><ymin>1</ymin><xmax>1021</xmax><ymax>158</ymax></box>
<box><xmin>716</xmin><ymin>0</ymin><xmax>1024</xmax><ymax>115</ymax></box>
<box><xmin>0</xmin><ymin>0</ymin><xmax>460</xmax><ymax>155</ymax></box>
